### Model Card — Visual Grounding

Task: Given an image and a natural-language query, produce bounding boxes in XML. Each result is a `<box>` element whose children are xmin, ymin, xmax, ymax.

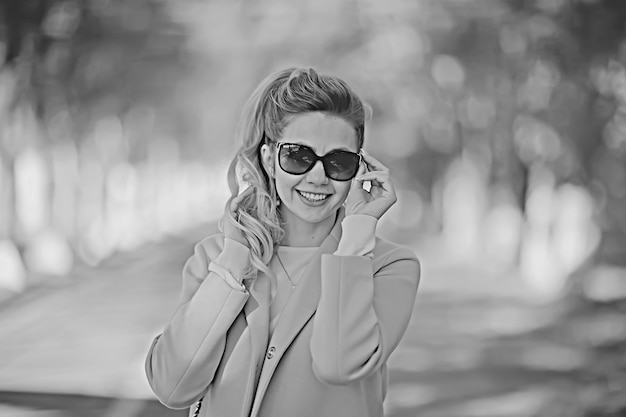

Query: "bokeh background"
<box><xmin>1</xmin><ymin>0</ymin><xmax>625</xmax><ymax>416</ymax></box>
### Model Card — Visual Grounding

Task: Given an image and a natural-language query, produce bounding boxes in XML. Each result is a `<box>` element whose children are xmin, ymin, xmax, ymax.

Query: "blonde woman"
<box><xmin>145</xmin><ymin>67</ymin><xmax>421</xmax><ymax>417</ymax></box>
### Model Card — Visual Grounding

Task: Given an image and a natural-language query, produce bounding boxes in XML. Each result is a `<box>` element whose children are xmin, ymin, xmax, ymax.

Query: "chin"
<box><xmin>288</xmin><ymin>203</ymin><xmax>339</xmax><ymax>226</ymax></box>
<box><xmin>296</xmin><ymin>210</ymin><xmax>332</xmax><ymax>224</ymax></box>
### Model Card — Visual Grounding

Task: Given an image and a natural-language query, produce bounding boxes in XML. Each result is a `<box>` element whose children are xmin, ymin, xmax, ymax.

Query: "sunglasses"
<box><xmin>268</xmin><ymin>139</ymin><xmax>362</xmax><ymax>181</ymax></box>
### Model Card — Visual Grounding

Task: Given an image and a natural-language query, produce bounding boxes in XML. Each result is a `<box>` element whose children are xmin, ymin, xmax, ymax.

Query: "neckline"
<box><xmin>276</xmin><ymin>245</ymin><xmax>319</xmax><ymax>253</ymax></box>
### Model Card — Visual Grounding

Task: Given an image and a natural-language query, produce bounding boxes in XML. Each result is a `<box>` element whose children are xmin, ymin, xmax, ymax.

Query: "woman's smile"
<box><xmin>296</xmin><ymin>190</ymin><xmax>332</xmax><ymax>204</ymax></box>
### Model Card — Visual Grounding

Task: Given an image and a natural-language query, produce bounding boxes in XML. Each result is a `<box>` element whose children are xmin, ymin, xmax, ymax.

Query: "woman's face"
<box><xmin>262</xmin><ymin>112</ymin><xmax>359</xmax><ymax>229</ymax></box>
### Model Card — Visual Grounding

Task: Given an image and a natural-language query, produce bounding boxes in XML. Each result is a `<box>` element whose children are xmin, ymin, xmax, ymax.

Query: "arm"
<box><xmin>310</xmin><ymin>216</ymin><xmax>421</xmax><ymax>385</ymax></box>
<box><xmin>145</xmin><ymin>237</ymin><xmax>250</xmax><ymax>409</ymax></box>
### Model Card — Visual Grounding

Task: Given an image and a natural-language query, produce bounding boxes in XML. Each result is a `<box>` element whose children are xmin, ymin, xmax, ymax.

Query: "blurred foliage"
<box><xmin>0</xmin><ymin>5</ymin><xmax>624</xmax><ymax>265</ymax></box>
<box><xmin>0</xmin><ymin>0</ymin><xmax>192</xmax><ymax>157</ymax></box>
<box><xmin>3</xmin><ymin>0</ymin><xmax>625</xmax><ymax>244</ymax></box>
<box><xmin>0</xmin><ymin>2</ymin><xmax>623</xmax><ymax>279</ymax></box>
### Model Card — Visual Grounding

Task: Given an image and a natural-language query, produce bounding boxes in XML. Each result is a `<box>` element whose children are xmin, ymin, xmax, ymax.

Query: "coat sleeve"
<box><xmin>145</xmin><ymin>236</ymin><xmax>250</xmax><ymax>409</ymax></box>
<box><xmin>310</xmin><ymin>245</ymin><xmax>420</xmax><ymax>385</ymax></box>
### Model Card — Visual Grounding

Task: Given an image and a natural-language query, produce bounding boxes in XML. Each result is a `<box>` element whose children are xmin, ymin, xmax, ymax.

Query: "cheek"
<box><xmin>275</xmin><ymin>173</ymin><xmax>298</xmax><ymax>197</ymax></box>
<box><xmin>334</xmin><ymin>182</ymin><xmax>352</xmax><ymax>202</ymax></box>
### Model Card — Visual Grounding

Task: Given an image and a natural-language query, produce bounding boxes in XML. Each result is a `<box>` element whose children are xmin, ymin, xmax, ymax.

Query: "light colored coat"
<box><xmin>145</xmin><ymin>213</ymin><xmax>421</xmax><ymax>417</ymax></box>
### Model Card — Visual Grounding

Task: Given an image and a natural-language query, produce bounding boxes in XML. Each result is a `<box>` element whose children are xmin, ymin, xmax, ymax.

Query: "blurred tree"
<box><xmin>1</xmin><ymin>0</ymin><xmax>624</xmax><ymax>264</ymax></box>
<box><xmin>0</xmin><ymin>0</ymin><xmax>191</xmax><ymax>241</ymax></box>
<box><xmin>409</xmin><ymin>0</ymin><xmax>626</xmax><ymax>257</ymax></box>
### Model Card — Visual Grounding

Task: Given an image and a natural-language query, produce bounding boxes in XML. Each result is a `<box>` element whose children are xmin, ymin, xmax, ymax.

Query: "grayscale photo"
<box><xmin>0</xmin><ymin>1</ymin><xmax>624</xmax><ymax>416</ymax></box>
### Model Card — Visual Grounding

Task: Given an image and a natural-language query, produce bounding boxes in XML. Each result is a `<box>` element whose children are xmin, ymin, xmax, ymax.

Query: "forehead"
<box><xmin>280</xmin><ymin>112</ymin><xmax>358</xmax><ymax>152</ymax></box>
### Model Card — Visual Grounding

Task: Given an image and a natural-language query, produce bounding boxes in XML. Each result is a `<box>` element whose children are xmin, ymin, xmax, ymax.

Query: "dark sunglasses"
<box><xmin>267</xmin><ymin>139</ymin><xmax>362</xmax><ymax>181</ymax></box>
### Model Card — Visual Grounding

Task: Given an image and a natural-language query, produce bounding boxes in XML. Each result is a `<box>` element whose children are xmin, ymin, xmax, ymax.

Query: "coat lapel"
<box><xmin>244</xmin><ymin>276</ymin><xmax>271</xmax><ymax>359</ymax></box>
<box><xmin>250</xmin><ymin>209</ymin><xmax>345</xmax><ymax>416</ymax></box>
<box><xmin>242</xmin><ymin>275</ymin><xmax>270</xmax><ymax>409</ymax></box>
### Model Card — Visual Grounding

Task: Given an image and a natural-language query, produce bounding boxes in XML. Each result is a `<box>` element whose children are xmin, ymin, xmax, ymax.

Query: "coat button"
<box><xmin>266</xmin><ymin>346</ymin><xmax>276</xmax><ymax>359</ymax></box>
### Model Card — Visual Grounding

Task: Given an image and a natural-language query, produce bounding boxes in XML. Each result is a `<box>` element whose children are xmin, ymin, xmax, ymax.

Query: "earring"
<box><xmin>269</xmin><ymin>167</ymin><xmax>275</xmax><ymax>178</ymax></box>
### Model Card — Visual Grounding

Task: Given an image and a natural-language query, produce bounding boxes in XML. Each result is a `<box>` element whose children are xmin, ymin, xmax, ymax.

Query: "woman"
<box><xmin>145</xmin><ymin>67</ymin><xmax>421</xmax><ymax>417</ymax></box>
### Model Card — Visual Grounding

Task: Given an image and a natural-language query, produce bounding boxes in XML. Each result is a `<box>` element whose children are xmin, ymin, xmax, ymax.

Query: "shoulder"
<box><xmin>179</xmin><ymin>233</ymin><xmax>227</xmax><ymax>302</ymax></box>
<box><xmin>183</xmin><ymin>233</ymin><xmax>225</xmax><ymax>278</ymax></box>
<box><xmin>194</xmin><ymin>233</ymin><xmax>226</xmax><ymax>260</ymax></box>
<box><xmin>372</xmin><ymin>236</ymin><xmax>421</xmax><ymax>276</ymax></box>
<box><xmin>372</xmin><ymin>236</ymin><xmax>418</xmax><ymax>261</ymax></box>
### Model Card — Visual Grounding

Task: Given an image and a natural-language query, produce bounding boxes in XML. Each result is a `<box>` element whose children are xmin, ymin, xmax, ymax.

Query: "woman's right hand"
<box><xmin>222</xmin><ymin>186</ymin><xmax>255</xmax><ymax>247</ymax></box>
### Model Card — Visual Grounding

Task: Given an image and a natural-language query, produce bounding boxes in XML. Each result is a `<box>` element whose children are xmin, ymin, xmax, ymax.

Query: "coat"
<box><xmin>145</xmin><ymin>212</ymin><xmax>421</xmax><ymax>417</ymax></box>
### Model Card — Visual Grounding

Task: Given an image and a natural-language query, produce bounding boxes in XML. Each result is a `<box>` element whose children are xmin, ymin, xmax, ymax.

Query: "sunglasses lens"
<box><xmin>279</xmin><ymin>144</ymin><xmax>316</xmax><ymax>174</ymax></box>
<box><xmin>325</xmin><ymin>152</ymin><xmax>360</xmax><ymax>181</ymax></box>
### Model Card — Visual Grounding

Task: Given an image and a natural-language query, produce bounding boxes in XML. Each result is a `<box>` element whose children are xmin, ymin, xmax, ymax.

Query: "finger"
<box><xmin>238</xmin><ymin>185</ymin><xmax>255</xmax><ymax>201</ymax></box>
<box><xmin>351</xmin><ymin>162</ymin><xmax>367</xmax><ymax>189</ymax></box>
<box><xmin>358</xmin><ymin>171</ymin><xmax>389</xmax><ymax>187</ymax></box>
<box><xmin>230</xmin><ymin>186</ymin><xmax>254</xmax><ymax>212</ymax></box>
<box><xmin>361</xmin><ymin>151</ymin><xmax>389</xmax><ymax>172</ymax></box>
<box><xmin>358</xmin><ymin>171</ymin><xmax>395</xmax><ymax>198</ymax></box>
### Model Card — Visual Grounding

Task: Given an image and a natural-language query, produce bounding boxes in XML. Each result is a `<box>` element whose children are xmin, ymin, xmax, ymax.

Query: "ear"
<box><xmin>260</xmin><ymin>144</ymin><xmax>275</xmax><ymax>177</ymax></box>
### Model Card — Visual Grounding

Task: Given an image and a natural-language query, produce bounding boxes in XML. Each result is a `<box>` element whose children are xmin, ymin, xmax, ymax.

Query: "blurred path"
<box><xmin>386</xmin><ymin>241</ymin><xmax>586</xmax><ymax>417</ymax></box>
<box><xmin>0</xmin><ymin>228</ymin><xmax>582</xmax><ymax>417</ymax></box>
<box><xmin>0</xmin><ymin>225</ymin><xmax>217</xmax><ymax>416</ymax></box>
<box><xmin>386</xmin><ymin>293</ymin><xmax>579</xmax><ymax>417</ymax></box>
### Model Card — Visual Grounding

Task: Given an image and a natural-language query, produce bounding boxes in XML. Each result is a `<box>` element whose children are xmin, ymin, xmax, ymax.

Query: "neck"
<box><xmin>279</xmin><ymin>210</ymin><xmax>337</xmax><ymax>247</ymax></box>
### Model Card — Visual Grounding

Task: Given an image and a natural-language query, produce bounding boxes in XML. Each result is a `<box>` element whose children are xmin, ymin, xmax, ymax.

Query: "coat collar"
<box><xmin>249</xmin><ymin>207</ymin><xmax>345</xmax><ymax>416</ymax></box>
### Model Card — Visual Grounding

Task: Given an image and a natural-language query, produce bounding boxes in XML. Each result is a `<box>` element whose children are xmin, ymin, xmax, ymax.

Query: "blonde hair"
<box><xmin>223</xmin><ymin>67</ymin><xmax>366</xmax><ymax>280</ymax></box>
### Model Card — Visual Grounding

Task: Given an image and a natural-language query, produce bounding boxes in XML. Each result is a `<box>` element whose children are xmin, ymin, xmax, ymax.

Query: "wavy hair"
<box><xmin>222</xmin><ymin>67</ymin><xmax>367</xmax><ymax>280</ymax></box>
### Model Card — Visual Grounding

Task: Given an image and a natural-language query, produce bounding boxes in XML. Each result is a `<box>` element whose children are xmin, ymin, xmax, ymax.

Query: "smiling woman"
<box><xmin>144</xmin><ymin>67</ymin><xmax>421</xmax><ymax>417</ymax></box>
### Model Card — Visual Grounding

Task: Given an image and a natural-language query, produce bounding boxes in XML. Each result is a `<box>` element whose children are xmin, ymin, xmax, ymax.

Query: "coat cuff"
<box><xmin>334</xmin><ymin>214</ymin><xmax>377</xmax><ymax>258</ymax></box>
<box><xmin>208</xmin><ymin>262</ymin><xmax>246</xmax><ymax>291</ymax></box>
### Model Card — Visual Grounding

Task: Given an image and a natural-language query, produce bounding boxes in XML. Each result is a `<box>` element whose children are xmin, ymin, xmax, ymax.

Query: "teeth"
<box><xmin>298</xmin><ymin>191</ymin><xmax>329</xmax><ymax>201</ymax></box>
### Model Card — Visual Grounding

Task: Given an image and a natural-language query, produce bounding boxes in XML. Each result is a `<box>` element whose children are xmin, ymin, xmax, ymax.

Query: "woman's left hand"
<box><xmin>344</xmin><ymin>150</ymin><xmax>397</xmax><ymax>219</ymax></box>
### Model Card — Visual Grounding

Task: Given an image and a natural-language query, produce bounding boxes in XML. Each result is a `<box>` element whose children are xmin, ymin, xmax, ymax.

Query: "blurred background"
<box><xmin>0</xmin><ymin>0</ymin><xmax>625</xmax><ymax>416</ymax></box>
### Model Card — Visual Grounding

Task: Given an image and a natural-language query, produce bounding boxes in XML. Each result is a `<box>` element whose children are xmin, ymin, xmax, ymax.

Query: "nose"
<box><xmin>305</xmin><ymin>160</ymin><xmax>329</xmax><ymax>185</ymax></box>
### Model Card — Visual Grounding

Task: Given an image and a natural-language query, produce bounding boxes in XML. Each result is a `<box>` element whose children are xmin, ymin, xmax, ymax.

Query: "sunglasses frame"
<box><xmin>266</xmin><ymin>138</ymin><xmax>362</xmax><ymax>182</ymax></box>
